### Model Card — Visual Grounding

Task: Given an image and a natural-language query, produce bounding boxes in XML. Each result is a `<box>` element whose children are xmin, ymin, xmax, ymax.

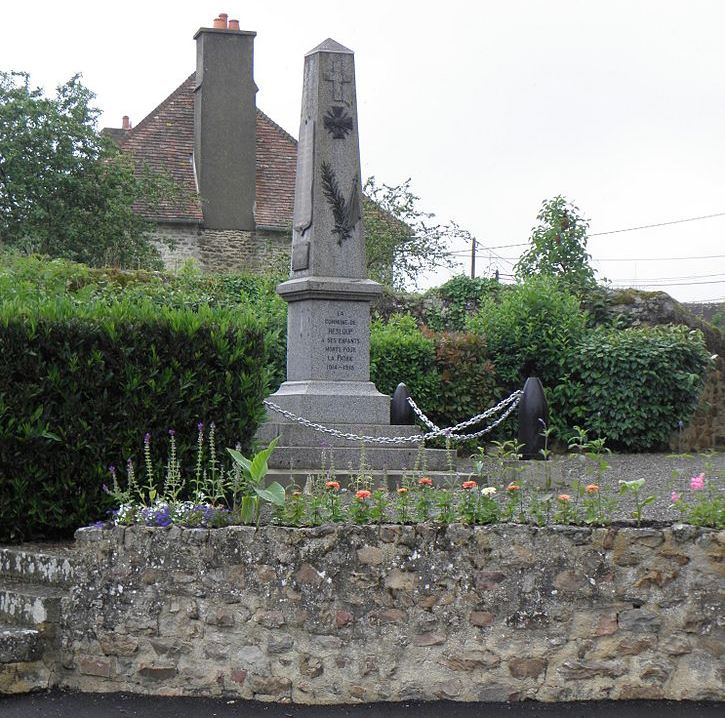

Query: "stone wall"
<box><xmin>153</xmin><ymin>223</ymin><xmax>290</xmax><ymax>274</ymax></box>
<box><xmin>58</xmin><ymin>524</ymin><xmax>723</xmax><ymax>703</ymax></box>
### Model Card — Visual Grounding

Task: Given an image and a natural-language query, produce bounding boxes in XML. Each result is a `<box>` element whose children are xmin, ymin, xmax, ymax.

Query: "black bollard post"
<box><xmin>391</xmin><ymin>383</ymin><xmax>415</xmax><ymax>425</ymax></box>
<box><xmin>518</xmin><ymin>377</ymin><xmax>549</xmax><ymax>460</ymax></box>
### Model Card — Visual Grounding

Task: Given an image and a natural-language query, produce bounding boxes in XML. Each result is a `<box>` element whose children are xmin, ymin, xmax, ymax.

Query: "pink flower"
<box><xmin>671</xmin><ymin>491</ymin><xmax>681</xmax><ymax>503</ymax></box>
<box><xmin>690</xmin><ymin>473</ymin><xmax>705</xmax><ymax>491</ymax></box>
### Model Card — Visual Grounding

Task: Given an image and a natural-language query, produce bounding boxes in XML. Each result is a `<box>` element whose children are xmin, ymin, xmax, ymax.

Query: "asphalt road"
<box><xmin>0</xmin><ymin>692</ymin><xmax>722</xmax><ymax>718</ymax></box>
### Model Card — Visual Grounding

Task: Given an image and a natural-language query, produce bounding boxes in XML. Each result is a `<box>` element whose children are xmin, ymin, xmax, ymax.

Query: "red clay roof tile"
<box><xmin>117</xmin><ymin>73</ymin><xmax>297</xmax><ymax>230</ymax></box>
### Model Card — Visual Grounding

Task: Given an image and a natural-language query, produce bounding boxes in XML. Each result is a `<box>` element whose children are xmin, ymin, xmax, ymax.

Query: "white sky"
<box><xmin>2</xmin><ymin>0</ymin><xmax>724</xmax><ymax>302</ymax></box>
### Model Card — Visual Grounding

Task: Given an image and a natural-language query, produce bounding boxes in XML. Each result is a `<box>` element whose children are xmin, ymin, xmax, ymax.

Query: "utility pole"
<box><xmin>470</xmin><ymin>236</ymin><xmax>477</xmax><ymax>278</ymax></box>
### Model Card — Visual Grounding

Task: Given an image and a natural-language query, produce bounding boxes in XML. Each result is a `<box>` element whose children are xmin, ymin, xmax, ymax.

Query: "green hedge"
<box><xmin>370</xmin><ymin>315</ymin><xmax>497</xmax><ymax>430</ymax></box>
<box><xmin>555</xmin><ymin>325</ymin><xmax>711</xmax><ymax>451</ymax></box>
<box><xmin>0</xmin><ymin>297</ymin><xmax>269</xmax><ymax>542</ymax></box>
<box><xmin>467</xmin><ymin>275</ymin><xmax>587</xmax><ymax>390</ymax></box>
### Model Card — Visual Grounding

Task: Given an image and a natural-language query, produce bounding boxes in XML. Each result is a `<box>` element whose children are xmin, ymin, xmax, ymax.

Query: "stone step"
<box><xmin>0</xmin><ymin>580</ymin><xmax>64</xmax><ymax>628</ymax></box>
<box><xmin>266</xmin><ymin>468</ymin><xmax>472</xmax><ymax>489</ymax></box>
<box><xmin>0</xmin><ymin>657</ymin><xmax>52</xmax><ymax>694</ymax></box>
<box><xmin>0</xmin><ymin>628</ymin><xmax>43</xmax><ymax>664</ymax></box>
<box><xmin>267</xmin><ymin>445</ymin><xmax>450</xmax><ymax>472</ymax></box>
<box><xmin>0</xmin><ymin>545</ymin><xmax>77</xmax><ymax>587</ymax></box>
<box><xmin>256</xmin><ymin>421</ymin><xmax>423</xmax><ymax>448</ymax></box>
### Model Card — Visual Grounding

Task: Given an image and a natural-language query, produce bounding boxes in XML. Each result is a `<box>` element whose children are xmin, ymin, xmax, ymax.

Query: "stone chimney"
<box><xmin>193</xmin><ymin>15</ymin><xmax>257</xmax><ymax>230</ymax></box>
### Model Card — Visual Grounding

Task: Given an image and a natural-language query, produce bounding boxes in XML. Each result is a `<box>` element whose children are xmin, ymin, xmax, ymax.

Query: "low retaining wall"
<box><xmin>62</xmin><ymin>524</ymin><xmax>723</xmax><ymax>703</ymax></box>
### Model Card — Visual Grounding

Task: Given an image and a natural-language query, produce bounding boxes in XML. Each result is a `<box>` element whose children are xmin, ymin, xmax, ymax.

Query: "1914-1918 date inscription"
<box><xmin>323</xmin><ymin>311</ymin><xmax>359</xmax><ymax>371</ymax></box>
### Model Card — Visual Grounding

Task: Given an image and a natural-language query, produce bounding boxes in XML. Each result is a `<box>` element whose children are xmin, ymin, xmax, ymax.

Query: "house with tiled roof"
<box><xmin>105</xmin><ymin>14</ymin><xmax>296</xmax><ymax>273</ymax></box>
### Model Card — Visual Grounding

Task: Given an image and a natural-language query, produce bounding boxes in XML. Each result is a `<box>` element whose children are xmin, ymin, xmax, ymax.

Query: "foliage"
<box><xmin>467</xmin><ymin>275</ymin><xmax>588</xmax><ymax>391</ymax></box>
<box><xmin>515</xmin><ymin>195</ymin><xmax>597</xmax><ymax>294</ymax></box>
<box><xmin>428</xmin><ymin>330</ymin><xmax>497</xmax><ymax>430</ymax></box>
<box><xmin>370</xmin><ymin>314</ymin><xmax>498</xmax><ymax>431</ymax></box>
<box><xmin>227</xmin><ymin>439</ymin><xmax>285</xmax><ymax>524</ymax></box>
<box><xmin>363</xmin><ymin>177</ymin><xmax>463</xmax><ymax>290</ymax></box>
<box><xmin>425</xmin><ymin>275</ymin><xmax>505</xmax><ymax>331</ymax></box>
<box><xmin>370</xmin><ymin>314</ymin><xmax>441</xmax><ymax>414</ymax></box>
<box><xmin>0</xmin><ymin>250</ymin><xmax>289</xmax><ymax>391</ymax></box>
<box><xmin>556</xmin><ymin>325</ymin><xmax>711</xmax><ymax>451</ymax></box>
<box><xmin>0</xmin><ymin>293</ymin><xmax>269</xmax><ymax>543</ymax></box>
<box><xmin>0</xmin><ymin>72</ymin><xmax>178</xmax><ymax>269</ymax></box>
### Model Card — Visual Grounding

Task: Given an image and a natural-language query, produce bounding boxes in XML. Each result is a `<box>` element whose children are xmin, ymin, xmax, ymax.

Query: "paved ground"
<box><xmin>0</xmin><ymin>692</ymin><xmax>722</xmax><ymax>718</ymax></box>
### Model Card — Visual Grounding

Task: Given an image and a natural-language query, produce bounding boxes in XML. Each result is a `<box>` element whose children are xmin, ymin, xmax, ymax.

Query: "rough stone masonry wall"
<box><xmin>60</xmin><ymin>524</ymin><xmax>723</xmax><ymax>704</ymax></box>
<box><xmin>153</xmin><ymin>223</ymin><xmax>290</xmax><ymax>274</ymax></box>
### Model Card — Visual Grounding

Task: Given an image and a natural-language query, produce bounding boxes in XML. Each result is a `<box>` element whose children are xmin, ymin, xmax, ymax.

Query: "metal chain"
<box><xmin>263</xmin><ymin>389</ymin><xmax>522</xmax><ymax>445</ymax></box>
<box><xmin>406</xmin><ymin>390</ymin><xmax>522</xmax><ymax>435</ymax></box>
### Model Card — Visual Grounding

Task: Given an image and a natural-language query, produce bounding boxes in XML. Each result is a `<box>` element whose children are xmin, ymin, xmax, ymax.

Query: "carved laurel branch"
<box><xmin>320</xmin><ymin>161</ymin><xmax>360</xmax><ymax>246</ymax></box>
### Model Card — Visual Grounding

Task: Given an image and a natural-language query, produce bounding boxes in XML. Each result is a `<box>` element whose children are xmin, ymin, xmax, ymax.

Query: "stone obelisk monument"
<box><xmin>261</xmin><ymin>40</ymin><xmax>446</xmax><ymax>476</ymax></box>
<box><xmin>269</xmin><ymin>39</ymin><xmax>389</xmax><ymax>423</ymax></box>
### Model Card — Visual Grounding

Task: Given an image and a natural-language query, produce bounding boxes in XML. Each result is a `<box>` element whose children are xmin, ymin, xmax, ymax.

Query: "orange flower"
<box><xmin>355</xmin><ymin>489</ymin><xmax>372</xmax><ymax>500</ymax></box>
<box><xmin>585</xmin><ymin>484</ymin><xmax>599</xmax><ymax>494</ymax></box>
<box><xmin>557</xmin><ymin>494</ymin><xmax>571</xmax><ymax>502</ymax></box>
<box><xmin>325</xmin><ymin>480</ymin><xmax>341</xmax><ymax>491</ymax></box>
<box><xmin>418</xmin><ymin>477</ymin><xmax>433</xmax><ymax>487</ymax></box>
<box><xmin>462</xmin><ymin>480</ymin><xmax>478</xmax><ymax>490</ymax></box>
<box><xmin>397</xmin><ymin>487</ymin><xmax>409</xmax><ymax>494</ymax></box>
<box><xmin>506</xmin><ymin>483</ymin><xmax>520</xmax><ymax>492</ymax></box>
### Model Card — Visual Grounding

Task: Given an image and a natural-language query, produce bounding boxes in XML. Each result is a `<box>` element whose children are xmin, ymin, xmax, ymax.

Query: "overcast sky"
<box><xmin>2</xmin><ymin>0</ymin><xmax>723</xmax><ymax>303</ymax></box>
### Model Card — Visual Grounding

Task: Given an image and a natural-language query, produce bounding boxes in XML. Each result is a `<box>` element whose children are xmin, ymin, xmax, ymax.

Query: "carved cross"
<box><xmin>323</xmin><ymin>55</ymin><xmax>352</xmax><ymax>102</ymax></box>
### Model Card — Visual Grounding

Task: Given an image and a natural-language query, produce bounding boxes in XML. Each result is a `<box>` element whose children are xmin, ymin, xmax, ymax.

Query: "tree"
<box><xmin>514</xmin><ymin>195</ymin><xmax>598</xmax><ymax>294</ymax></box>
<box><xmin>363</xmin><ymin>177</ymin><xmax>464</xmax><ymax>290</ymax></box>
<box><xmin>0</xmin><ymin>72</ymin><xmax>175</xmax><ymax>269</ymax></box>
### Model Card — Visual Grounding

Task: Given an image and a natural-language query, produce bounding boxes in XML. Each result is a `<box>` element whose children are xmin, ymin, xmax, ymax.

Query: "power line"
<box><xmin>607</xmin><ymin>272</ymin><xmax>725</xmax><ymax>282</ymax></box>
<box><xmin>593</xmin><ymin>254</ymin><xmax>725</xmax><ymax>262</ymax></box>
<box><xmin>451</xmin><ymin>252</ymin><xmax>725</xmax><ymax>262</ymax></box>
<box><xmin>590</xmin><ymin>211</ymin><xmax>725</xmax><ymax>236</ymax></box>
<box><xmin>608</xmin><ymin>279</ymin><xmax>725</xmax><ymax>287</ymax></box>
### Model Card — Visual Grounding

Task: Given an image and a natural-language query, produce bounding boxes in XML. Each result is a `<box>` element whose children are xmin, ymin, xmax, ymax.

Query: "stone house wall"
<box><xmin>153</xmin><ymin>222</ymin><xmax>290</xmax><ymax>274</ymax></box>
<box><xmin>59</xmin><ymin>524</ymin><xmax>724</xmax><ymax>703</ymax></box>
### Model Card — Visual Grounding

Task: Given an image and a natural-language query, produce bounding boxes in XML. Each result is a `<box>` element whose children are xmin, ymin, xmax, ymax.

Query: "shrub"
<box><xmin>428</xmin><ymin>330</ymin><xmax>497</xmax><ymax>430</ymax></box>
<box><xmin>370</xmin><ymin>314</ymin><xmax>441</xmax><ymax>416</ymax></box>
<box><xmin>467</xmin><ymin>276</ymin><xmax>587</xmax><ymax>390</ymax></box>
<box><xmin>0</xmin><ymin>296</ymin><xmax>269</xmax><ymax>542</ymax></box>
<box><xmin>370</xmin><ymin>314</ymin><xmax>498</xmax><ymax>431</ymax></box>
<box><xmin>426</xmin><ymin>275</ymin><xmax>505</xmax><ymax>331</ymax></box>
<box><xmin>556</xmin><ymin>325</ymin><xmax>711</xmax><ymax>451</ymax></box>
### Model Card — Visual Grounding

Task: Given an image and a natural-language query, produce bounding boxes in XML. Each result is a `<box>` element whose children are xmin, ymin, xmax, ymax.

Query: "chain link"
<box><xmin>263</xmin><ymin>389</ymin><xmax>522</xmax><ymax>445</ymax></box>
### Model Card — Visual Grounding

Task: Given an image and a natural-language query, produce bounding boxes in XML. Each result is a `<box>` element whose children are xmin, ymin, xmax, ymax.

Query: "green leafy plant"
<box><xmin>618</xmin><ymin>479</ymin><xmax>656</xmax><ymax>527</ymax></box>
<box><xmin>514</xmin><ymin>195</ymin><xmax>598</xmax><ymax>295</ymax></box>
<box><xmin>226</xmin><ymin>438</ymin><xmax>283</xmax><ymax>525</ymax></box>
<box><xmin>561</xmin><ymin>326</ymin><xmax>711</xmax><ymax>450</ymax></box>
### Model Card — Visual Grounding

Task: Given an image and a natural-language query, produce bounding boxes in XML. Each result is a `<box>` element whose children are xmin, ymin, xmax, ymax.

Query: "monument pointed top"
<box><xmin>306</xmin><ymin>38</ymin><xmax>353</xmax><ymax>56</ymax></box>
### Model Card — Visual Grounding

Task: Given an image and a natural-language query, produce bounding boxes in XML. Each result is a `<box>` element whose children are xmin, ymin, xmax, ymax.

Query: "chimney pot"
<box><xmin>122</xmin><ymin>115</ymin><xmax>131</xmax><ymax>130</ymax></box>
<box><xmin>212</xmin><ymin>16</ymin><xmax>226</xmax><ymax>29</ymax></box>
<box><xmin>228</xmin><ymin>19</ymin><xmax>240</xmax><ymax>31</ymax></box>
<box><xmin>219</xmin><ymin>12</ymin><xmax>229</xmax><ymax>27</ymax></box>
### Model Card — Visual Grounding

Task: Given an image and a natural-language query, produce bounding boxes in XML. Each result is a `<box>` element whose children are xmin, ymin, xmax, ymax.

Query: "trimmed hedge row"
<box><xmin>0</xmin><ymin>298</ymin><xmax>269</xmax><ymax>542</ymax></box>
<box><xmin>370</xmin><ymin>315</ymin><xmax>497</xmax><ymax>431</ymax></box>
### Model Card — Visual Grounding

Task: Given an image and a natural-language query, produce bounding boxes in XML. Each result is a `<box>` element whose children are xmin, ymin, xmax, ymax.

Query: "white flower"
<box><xmin>481</xmin><ymin>486</ymin><xmax>497</xmax><ymax>496</ymax></box>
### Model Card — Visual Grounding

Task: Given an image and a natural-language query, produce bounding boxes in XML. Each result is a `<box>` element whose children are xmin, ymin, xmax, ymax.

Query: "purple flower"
<box><xmin>144</xmin><ymin>432</ymin><xmax>151</xmax><ymax>445</ymax></box>
<box><xmin>168</xmin><ymin>428</ymin><xmax>175</xmax><ymax>437</ymax></box>
<box><xmin>197</xmin><ymin>421</ymin><xmax>204</xmax><ymax>432</ymax></box>
<box><xmin>108</xmin><ymin>465</ymin><xmax>116</xmax><ymax>474</ymax></box>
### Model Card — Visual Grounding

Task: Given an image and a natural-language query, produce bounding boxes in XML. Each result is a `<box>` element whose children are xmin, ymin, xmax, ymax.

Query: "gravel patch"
<box><xmin>457</xmin><ymin>451</ymin><xmax>723</xmax><ymax>523</ymax></box>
